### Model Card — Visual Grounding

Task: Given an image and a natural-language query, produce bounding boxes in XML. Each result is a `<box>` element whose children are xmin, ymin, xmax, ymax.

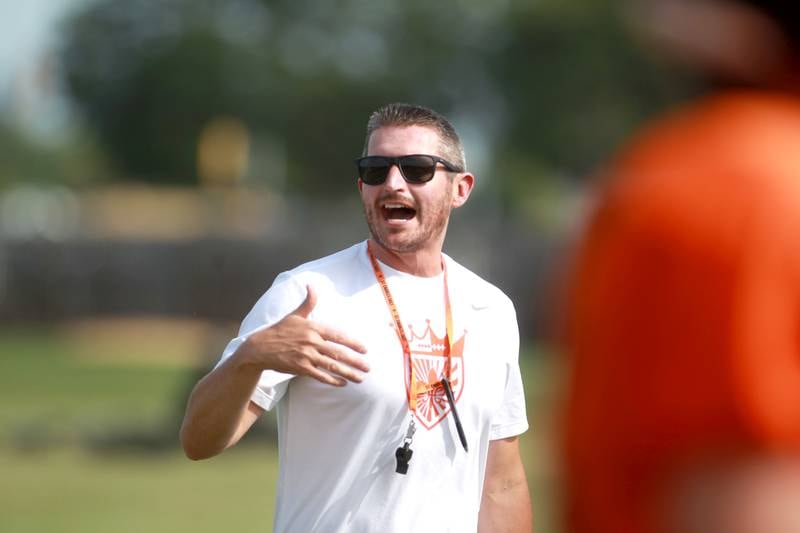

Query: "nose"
<box><xmin>383</xmin><ymin>164</ymin><xmax>407</xmax><ymax>190</ymax></box>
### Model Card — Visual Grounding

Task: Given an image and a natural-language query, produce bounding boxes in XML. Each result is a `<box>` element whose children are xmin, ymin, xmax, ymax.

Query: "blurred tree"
<box><xmin>60</xmin><ymin>0</ymin><xmax>695</xmax><ymax>204</ymax></box>
<box><xmin>0</xmin><ymin>120</ymin><xmax>109</xmax><ymax>188</ymax></box>
<box><xmin>489</xmin><ymin>0</ymin><xmax>700</xmax><ymax>211</ymax></box>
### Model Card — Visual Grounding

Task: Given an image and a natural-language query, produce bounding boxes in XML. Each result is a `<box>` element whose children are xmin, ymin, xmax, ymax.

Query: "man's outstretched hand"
<box><xmin>236</xmin><ymin>285</ymin><xmax>370</xmax><ymax>386</ymax></box>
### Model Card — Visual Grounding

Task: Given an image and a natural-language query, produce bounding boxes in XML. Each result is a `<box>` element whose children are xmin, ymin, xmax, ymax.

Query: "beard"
<box><xmin>362</xmin><ymin>191</ymin><xmax>452</xmax><ymax>254</ymax></box>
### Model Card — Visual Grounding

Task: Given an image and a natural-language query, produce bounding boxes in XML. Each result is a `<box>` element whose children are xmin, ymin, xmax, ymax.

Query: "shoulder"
<box><xmin>276</xmin><ymin>241</ymin><xmax>365</xmax><ymax>279</ymax></box>
<box><xmin>446</xmin><ymin>255</ymin><xmax>521</xmax><ymax>362</ymax></box>
<box><xmin>445</xmin><ymin>254</ymin><xmax>516</xmax><ymax>317</ymax></box>
<box><xmin>617</xmin><ymin>90</ymin><xmax>800</xmax><ymax>173</ymax></box>
<box><xmin>272</xmin><ymin>241</ymin><xmax>367</xmax><ymax>290</ymax></box>
<box><xmin>240</xmin><ymin>242</ymin><xmax>368</xmax><ymax>333</ymax></box>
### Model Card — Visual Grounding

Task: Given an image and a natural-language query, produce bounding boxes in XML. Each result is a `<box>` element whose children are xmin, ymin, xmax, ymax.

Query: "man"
<box><xmin>181</xmin><ymin>103</ymin><xmax>532</xmax><ymax>533</ymax></box>
<box><xmin>561</xmin><ymin>2</ymin><xmax>800</xmax><ymax>533</ymax></box>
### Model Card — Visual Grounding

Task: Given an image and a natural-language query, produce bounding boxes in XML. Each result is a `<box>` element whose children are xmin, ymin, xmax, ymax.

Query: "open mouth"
<box><xmin>381</xmin><ymin>202</ymin><xmax>417</xmax><ymax>221</ymax></box>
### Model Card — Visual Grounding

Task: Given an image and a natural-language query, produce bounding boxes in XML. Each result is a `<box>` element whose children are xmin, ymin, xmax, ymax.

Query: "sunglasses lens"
<box><xmin>399</xmin><ymin>155</ymin><xmax>436</xmax><ymax>183</ymax></box>
<box><xmin>357</xmin><ymin>155</ymin><xmax>439</xmax><ymax>184</ymax></box>
<box><xmin>358</xmin><ymin>158</ymin><xmax>391</xmax><ymax>185</ymax></box>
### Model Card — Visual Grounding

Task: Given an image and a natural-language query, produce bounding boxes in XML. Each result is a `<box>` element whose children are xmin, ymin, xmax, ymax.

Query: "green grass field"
<box><xmin>0</xmin><ymin>323</ymin><xmax>563</xmax><ymax>533</ymax></box>
<box><xmin>2</xmin><ymin>447</ymin><xmax>278</xmax><ymax>533</ymax></box>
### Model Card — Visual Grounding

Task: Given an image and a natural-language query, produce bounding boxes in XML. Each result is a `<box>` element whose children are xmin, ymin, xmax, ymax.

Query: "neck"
<box><xmin>367</xmin><ymin>238</ymin><xmax>444</xmax><ymax>277</ymax></box>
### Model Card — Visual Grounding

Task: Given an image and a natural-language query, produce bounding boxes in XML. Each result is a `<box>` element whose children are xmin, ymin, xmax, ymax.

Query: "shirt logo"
<box><xmin>405</xmin><ymin>320</ymin><xmax>466</xmax><ymax>430</ymax></box>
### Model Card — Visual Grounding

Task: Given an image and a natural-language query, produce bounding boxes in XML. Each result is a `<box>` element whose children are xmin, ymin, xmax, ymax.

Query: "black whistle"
<box><xmin>395</xmin><ymin>443</ymin><xmax>413</xmax><ymax>474</ymax></box>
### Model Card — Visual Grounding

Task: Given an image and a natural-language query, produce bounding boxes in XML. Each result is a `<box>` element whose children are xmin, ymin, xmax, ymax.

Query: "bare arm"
<box><xmin>179</xmin><ymin>357</ymin><xmax>265</xmax><ymax>460</ymax></box>
<box><xmin>179</xmin><ymin>286</ymin><xmax>369</xmax><ymax>460</ymax></box>
<box><xmin>478</xmin><ymin>436</ymin><xmax>533</xmax><ymax>533</ymax></box>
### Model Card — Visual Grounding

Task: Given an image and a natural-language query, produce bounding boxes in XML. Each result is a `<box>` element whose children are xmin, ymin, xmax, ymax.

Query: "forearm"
<box><xmin>478</xmin><ymin>473</ymin><xmax>532</xmax><ymax>532</ymax></box>
<box><xmin>180</xmin><ymin>286</ymin><xmax>369</xmax><ymax>460</ymax></box>
<box><xmin>478</xmin><ymin>437</ymin><xmax>533</xmax><ymax>533</ymax></box>
<box><xmin>180</xmin><ymin>352</ymin><xmax>262</xmax><ymax>460</ymax></box>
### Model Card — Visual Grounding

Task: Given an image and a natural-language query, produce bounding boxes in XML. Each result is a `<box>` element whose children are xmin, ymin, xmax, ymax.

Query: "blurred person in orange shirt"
<box><xmin>561</xmin><ymin>1</ymin><xmax>800</xmax><ymax>533</ymax></box>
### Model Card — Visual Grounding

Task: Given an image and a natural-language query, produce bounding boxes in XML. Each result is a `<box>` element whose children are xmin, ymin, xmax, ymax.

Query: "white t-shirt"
<box><xmin>217</xmin><ymin>241</ymin><xmax>528</xmax><ymax>533</ymax></box>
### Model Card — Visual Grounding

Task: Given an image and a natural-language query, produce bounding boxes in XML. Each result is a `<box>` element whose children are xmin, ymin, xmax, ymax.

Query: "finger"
<box><xmin>315</xmin><ymin>353</ymin><xmax>367</xmax><ymax>383</ymax></box>
<box><xmin>304</xmin><ymin>365</ymin><xmax>347</xmax><ymax>387</ymax></box>
<box><xmin>290</xmin><ymin>285</ymin><xmax>317</xmax><ymax>318</ymax></box>
<box><xmin>318</xmin><ymin>343</ymin><xmax>370</xmax><ymax>375</ymax></box>
<box><xmin>316</xmin><ymin>323</ymin><xmax>368</xmax><ymax>354</ymax></box>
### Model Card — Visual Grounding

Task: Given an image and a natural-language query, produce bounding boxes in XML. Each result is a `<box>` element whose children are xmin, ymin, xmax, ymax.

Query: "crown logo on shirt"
<box><xmin>406</xmin><ymin>319</ymin><xmax>465</xmax><ymax>358</ymax></box>
<box><xmin>398</xmin><ymin>319</ymin><xmax>467</xmax><ymax>430</ymax></box>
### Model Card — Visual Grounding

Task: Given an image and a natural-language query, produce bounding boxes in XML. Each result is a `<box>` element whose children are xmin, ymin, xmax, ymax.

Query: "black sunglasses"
<box><xmin>355</xmin><ymin>154</ymin><xmax>462</xmax><ymax>185</ymax></box>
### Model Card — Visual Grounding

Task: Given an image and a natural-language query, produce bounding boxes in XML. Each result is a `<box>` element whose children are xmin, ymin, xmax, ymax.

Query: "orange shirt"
<box><xmin>562</xmin><ymin>90</ymin><xmax>800</xmax><ymax>533</ymax></box>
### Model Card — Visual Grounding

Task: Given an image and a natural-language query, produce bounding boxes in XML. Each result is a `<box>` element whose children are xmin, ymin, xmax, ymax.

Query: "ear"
<box><xmin>357</xmin><ymin>178</ymin><xmax>364</xmax><ymax>194</ymax></box>
<box><xmin>451</xmin><ymin>172</ymin><xmax>475</xmax><ymax>209</ymax></box>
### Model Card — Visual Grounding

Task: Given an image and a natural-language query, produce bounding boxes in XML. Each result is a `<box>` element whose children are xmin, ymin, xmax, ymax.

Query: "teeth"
<box><xmin>384</xmin><ymin>203</ymin><xmax>411</xmax><ymax>209</ymax></box>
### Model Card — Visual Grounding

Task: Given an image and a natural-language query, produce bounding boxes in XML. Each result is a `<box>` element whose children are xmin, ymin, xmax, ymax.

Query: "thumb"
<box><xmin>291</xmin><ymin>285</ymin><xmax>317</xmax><ymax>318</ymax></box>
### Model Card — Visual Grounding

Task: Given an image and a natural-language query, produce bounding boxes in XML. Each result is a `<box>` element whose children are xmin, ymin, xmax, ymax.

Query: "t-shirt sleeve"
<box><xmin>215</xmin><ymin>273</ymin><xmax>308</xmax><ymax>411</ymax></box>
<box><xmin>489</xmin><ymin>297</ymin><xmax>529</xmax><ymax>440</ymax></box>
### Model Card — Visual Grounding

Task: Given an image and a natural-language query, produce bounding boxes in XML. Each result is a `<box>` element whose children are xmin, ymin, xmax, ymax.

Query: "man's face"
<box><xmin>358</xmin><ymin>125</ymin><xmax>458</xmax><ymax>255</ymax></box>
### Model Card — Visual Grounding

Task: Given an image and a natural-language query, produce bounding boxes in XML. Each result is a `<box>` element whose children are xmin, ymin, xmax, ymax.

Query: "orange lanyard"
<box><xmin>366</xmin><ymin>242</ymin><xmax>454</xmax><ymax>413</ymax></box>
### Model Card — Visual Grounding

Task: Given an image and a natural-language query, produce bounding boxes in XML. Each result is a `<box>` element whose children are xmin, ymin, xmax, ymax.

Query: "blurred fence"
<box><xmin>0</xmin><ymin>184</ymin><xmax>567</xmax><ymax>340</ymax></box>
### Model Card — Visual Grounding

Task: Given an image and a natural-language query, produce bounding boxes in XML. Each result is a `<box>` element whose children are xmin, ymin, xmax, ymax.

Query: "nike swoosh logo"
<box><xmin>471</xmin><ymin>302</ymin><xmax>490</xmax><ymax>310</ymax></box>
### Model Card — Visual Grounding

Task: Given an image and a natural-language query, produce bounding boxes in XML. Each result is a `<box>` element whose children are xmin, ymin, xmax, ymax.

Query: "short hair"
<box><xmin>362</xmin><ymin>103</ymin><xmax>466</xmax><ymax>172</ymax></box>
<box><xmin>735</xmin><ymin>0</ymin><xmax>800</xmax><ymax>47</ymax></box>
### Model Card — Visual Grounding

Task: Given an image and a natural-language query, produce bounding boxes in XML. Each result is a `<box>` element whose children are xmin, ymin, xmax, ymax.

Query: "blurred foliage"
<box><xmin>0</xmin><ymin>120</ymin><xmax>109</xmax><ymax>188</ymax></box>
<box><xmin>59</xmin><ymin>0</ymin><xmax>696</xmax><ymax>205</ymax></box>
